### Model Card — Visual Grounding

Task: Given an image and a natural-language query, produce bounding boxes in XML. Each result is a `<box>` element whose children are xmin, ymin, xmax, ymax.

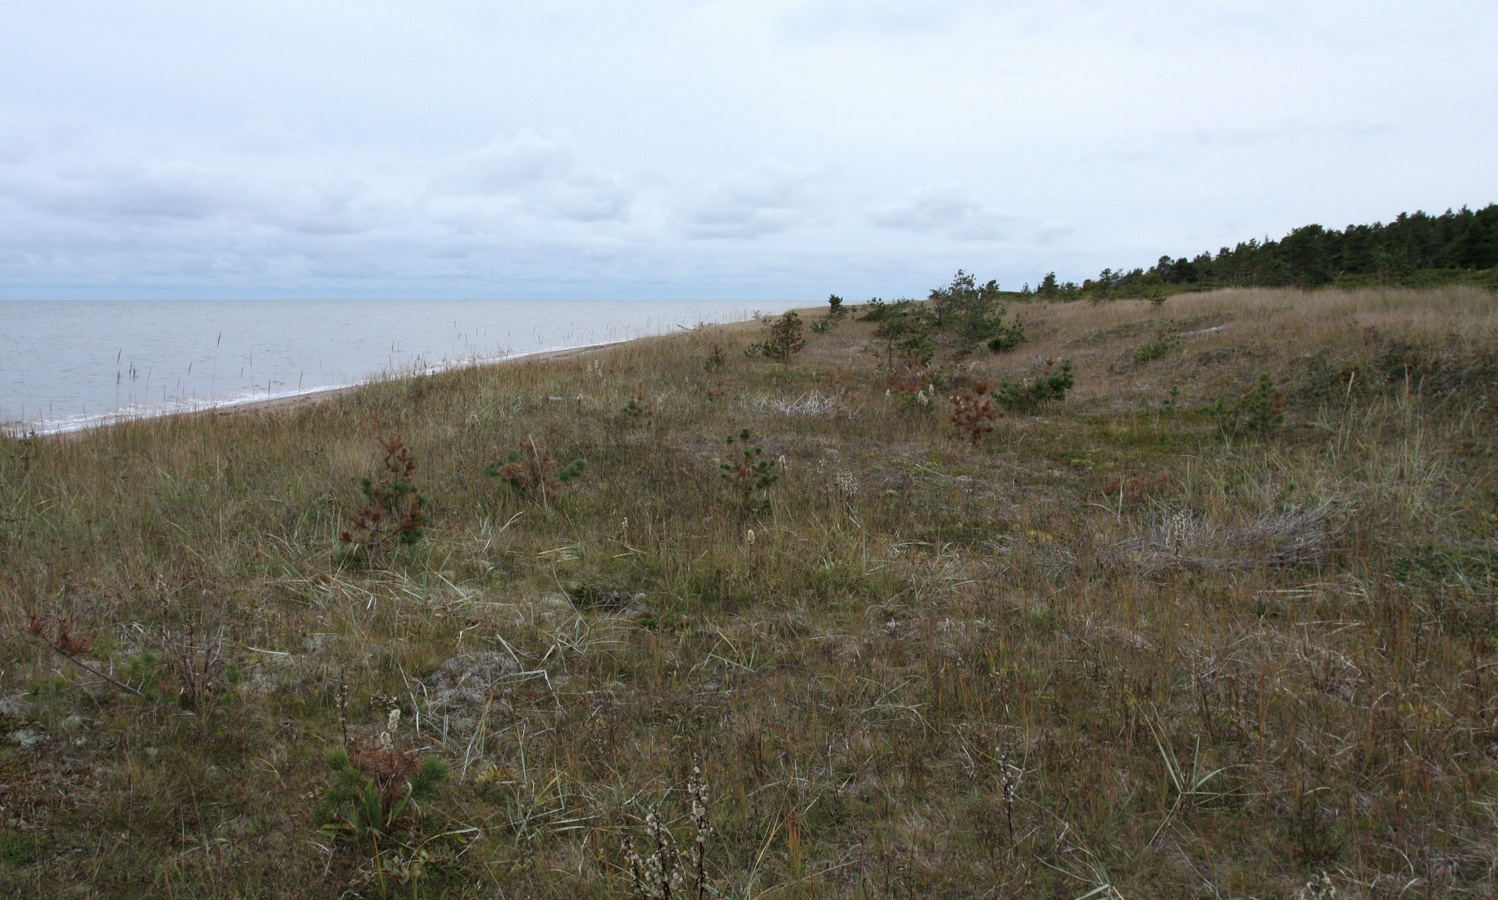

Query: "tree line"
<box><xmin>1029</xmin><ymin>203</ymin><xmax>1498</xmax><ymax>299</ymax></box>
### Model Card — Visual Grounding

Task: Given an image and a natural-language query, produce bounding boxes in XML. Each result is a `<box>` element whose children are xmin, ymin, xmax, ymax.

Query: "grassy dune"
<box><xmin>2</xmin><ymin>287</ymin><xmax>1497</xmax><ymax>897</ymax></box>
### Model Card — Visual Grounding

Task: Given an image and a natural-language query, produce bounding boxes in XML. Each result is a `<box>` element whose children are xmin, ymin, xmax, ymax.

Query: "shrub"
<box><xmin>1132</xmin><ymin>323</ymin><xmax>1182</xmax><ymax>366</ymax></box>
<box><xmin>621</xmin><ymin>389</ymin><xmax>654</xmax><ymax>425</ymax></box>
<box><xmin>949</xmin><ymin>381</ymin><xmax>1002</xmax><ymax>444</ymax></box>
<box><xmin>341</xmin><ymin>434</ymin><xmax>425</xmax><ymax>563</ymax></box>
<box><xmin>317</xmin><ymin>708</ymin><xmax>450</xmax><ymax>860</ymax></box>
<box><xmin>720</xmin><ymin>429</ymin><xmax>779</xmax><ymax>513</ymax></box>
<box><xmin>993</xmin><ymin>359</ymin><xmax>1075</xmax><ymax>412</ymax></box>
<box><xmin>487</xmin><ymin>436</ymin><xmax>586</xmax><ymax>506</ymax></box>
<box><xmin>928</xmin><ymin>270</ymin><xmax>1027</xmax><ymax>354</ymax></box>
<box><xmin>748</xmin><ymin>311</ymin><xmax>806</xmax><ymax>365</ymax></box>
<box><xmin>703</xmin><ymin>343</ymin><xmax>726</xmax><ymax>374</ymax></box>
<box><xmin>1208</xmin><ymin>375</ymin><xmax>1285</xmax><ymax>436</ymax></box>
<box><xmin>23</xmin><ymin>594</ymin><xmax>226</xmax><ymax>710</ymax></box>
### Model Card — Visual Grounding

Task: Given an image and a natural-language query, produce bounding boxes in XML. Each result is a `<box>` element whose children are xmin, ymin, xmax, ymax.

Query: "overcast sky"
<box><xmin>2</xmin><ymin>1</ymin><xmax>1494</xmax><ymax>301</ymax></box>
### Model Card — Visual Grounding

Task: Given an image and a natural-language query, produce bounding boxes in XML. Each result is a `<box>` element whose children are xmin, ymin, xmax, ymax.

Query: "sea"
<box><xmin>0</xmin><ymin>298</ymin><xmax>794</xmax><ymax>435</ymax></box>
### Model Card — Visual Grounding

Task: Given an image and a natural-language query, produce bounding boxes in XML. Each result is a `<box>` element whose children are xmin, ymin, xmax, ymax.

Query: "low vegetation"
<box><xmin>2</xmin><ymin>283</ymin><xmax>1496</xmax><ymax>896</ymax></box>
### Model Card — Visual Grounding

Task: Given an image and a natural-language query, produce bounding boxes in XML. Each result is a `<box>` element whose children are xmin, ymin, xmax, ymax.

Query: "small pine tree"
<box><xmin>949</xmin><ymin>381</ymin><xmax>1002</xmax><ymax>444</ymax></box>
<box><xmin>341</xmin><ymin>435</ymin><xmax>425</xmax><ymax>563</ymax></box>
<box><xmin>720</xmin><ymin>429</ymin><xmax>779</xmax><ymax>513</ymax></box>
<box><xmin>750</xmin><ymin>311</ymin><xmax>806</xmax><ymax>366</ymax></box>
<box><xmin>1208</xmin><ymin>375</ymin><xmax>1285</xmax><ymax>436</ymax></box>
<box><xmin>993</xmin><ymin>359</ymin><xmax>1075</xmax><ymax>412</ymax></box>
<box><xmin>486</xmin><ymin>436</ymin><xmax>586</xmax><ymax>508</ymax></box>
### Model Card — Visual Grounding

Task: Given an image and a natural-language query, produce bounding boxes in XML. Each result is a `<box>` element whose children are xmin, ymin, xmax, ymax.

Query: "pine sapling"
<box><xmin>318</xmin><ymin>707</ymin><xmax>449</xmax><ymax>846</ymax></box>
<box><xmin>703</xmin><ymin>343</ymin><xmax>726</xmax><ymax>374</ymax></box>
<box><xmin>341</xmin><ymin>434</ymin><xmax>425</xmax><ymax>563</ymax></box>
<box><xmin>749</xmin><ymin>311</ymin><xmax>806</xmax><ymax>366</ymax></box>
<box><xmin>720</xmin><ymin>429</ymin><xmax>779</xmax><ymax>514</ymax></box>
<box><xmin>950</xmin><ymin>380</ymin><xmax>1002</xmax><ymax>444</ymax></box>
<box><xmin>993</xmin><ymin>358</ymin><xmax>1075</xmax><ymax>412</ymax></box>
<box><xmin>1132</xmin><ymin>323</ymin><xmax>1182</xmax><ymax>366</ymax></box>
<box><xmin>487</xmin><ymin>435</ymin><xmax>587</xmax><ymax>508</ymax></box>
<box><xmin>1208</xmin><ymin>374</ymin><xmax>1285</xmax><ymax>436</ymax></box>
<box><xmin>621</xmin><ymin>389</ymin><xmax>655</xmax><ymax>425</ymax></box>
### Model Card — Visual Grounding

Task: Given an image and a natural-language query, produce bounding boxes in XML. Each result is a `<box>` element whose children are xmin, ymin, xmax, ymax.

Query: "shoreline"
<box><xmin>30</xmin><ymin>341</ymin><xmax>623</xmax><ymax>442</ymax></box>
<box><xmin>209</xmin><ymin>339</ymin><xmax>624</xmax><ymax>419</ymax></box>
<box><xmin>4</xmin><ymin>298</ymin><xmax>795</xmax><ymax>441</ymax></box>
<box><xmin>30</xmin><ymin>317</ymin><xmax>772</xmax><ymax>441</ymax></box>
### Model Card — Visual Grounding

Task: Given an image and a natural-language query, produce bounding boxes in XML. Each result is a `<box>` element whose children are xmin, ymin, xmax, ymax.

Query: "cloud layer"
<box><xmin>1</xmin><ymin>1</ymin><xmax>1494</xmax><ymax>299</ymax></box>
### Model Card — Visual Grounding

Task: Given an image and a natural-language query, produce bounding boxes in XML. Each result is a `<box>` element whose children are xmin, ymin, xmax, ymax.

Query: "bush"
<box><xmin>1208</xmin><ymin>375</ymin><xmax>1285</xmax><ymax>436</ymax></box>
<box><xmin>928</xmin><ymin>270</ymin><xmax>1027</xmax><ymax>354</ymax></box>
<box><xmin>871</xmin><ymin>302</ymin><xmax>935</xmax><ymax>368</ymax></box>
<box><xmin>949</xmin><ymin>381</ymin><xmax>1002</xmax><ymax>444</ymax></box>
<box><xmin>720</xmin><ymin>429</ymin><xmax>779</xmax><ymax>513</ymax></box>
<box><xmin>341</xmin><ymin>434</ymin><xmax>426</xmax><ymax>563</ymax></box>
<box><xmin>748</xmin><ymin>311</ymin><xmax>806</xmax><ymax>365</ymax></box>
<box><xmin>1132</xmin><ymin>323</ymin><xmax>1182</xmax><ymax>366</ymax></box>
<box><xmin>993</xmin><ymin>359</ymin><xmax>1075</xmax><ymax>412</ymax></box>
<box><xmin>487</xmin><ymin>436</ymin><xmax>587</xmax><ymax>507</ymax></box>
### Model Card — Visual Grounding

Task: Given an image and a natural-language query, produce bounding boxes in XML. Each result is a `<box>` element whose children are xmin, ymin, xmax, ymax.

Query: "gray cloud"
<box><xmin>872</xmin><ymin>186</ymin><xmax>1017</xmax><ymax>242</ymax></box>
<box><xmin>0</xmin><ymin>148</ymin><xmax>410</xmax><ymax>239</ymax></box>
<box><xmin>431</xmin><ymin>130</ymin><xmax>635</xmax><ymax>225</ymax></box>
<box><xmin>0</xmin><ymin>159</ymin><xmax>235</xmax><ymax>222</ymax></box>
<box><xmin>680</xmin><ymin>159</ymin><xmax>829</xmax><ymax>239</ymax></box>
<box><xmin>263</xmin><ymin>174</ymin><xmax>409</xmax><ymax>237</ymax></box>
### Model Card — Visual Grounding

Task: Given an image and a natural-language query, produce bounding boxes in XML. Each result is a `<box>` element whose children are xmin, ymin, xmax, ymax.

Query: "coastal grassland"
<box><xmin>1</xmin><ymin>286</ymin><xmax>1496</xmax><ymax>897</ymax></box>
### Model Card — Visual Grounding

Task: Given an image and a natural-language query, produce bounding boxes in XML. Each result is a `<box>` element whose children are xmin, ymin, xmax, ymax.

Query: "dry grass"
<box><xmin>2</xmin><ymin>287</ymin><xmax>1497</xmax><ymax>897</ymax></box>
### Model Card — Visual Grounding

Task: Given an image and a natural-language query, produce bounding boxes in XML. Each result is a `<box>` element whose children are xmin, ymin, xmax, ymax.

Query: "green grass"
<box><xmin>2</xmin><ymin>286</ymin><xmax>1497</xmax><ymax>896</ymax></box>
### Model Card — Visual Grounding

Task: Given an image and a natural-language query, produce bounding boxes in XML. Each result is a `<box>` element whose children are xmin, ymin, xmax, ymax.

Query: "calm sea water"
<box><xmin>1</xmin><ymin>299</ymin><xmax>791</xmax><ymax>434</ymax></box>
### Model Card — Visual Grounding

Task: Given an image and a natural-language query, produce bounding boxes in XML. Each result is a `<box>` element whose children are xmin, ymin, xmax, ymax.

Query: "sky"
<box><xmin>1</xmin><ymin>1</ymin><xmax>1495</xmax><ymax>301</ymax></box>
